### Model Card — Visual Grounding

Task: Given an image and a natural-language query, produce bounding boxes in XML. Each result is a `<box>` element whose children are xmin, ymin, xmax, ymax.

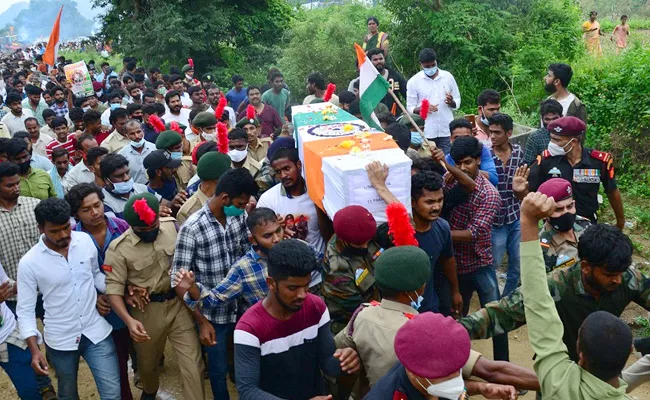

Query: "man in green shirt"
<box><xmin>5</xmin><ymin>138</ymin><xmax>56</xmax><ymax>200</ymax></box>
<box><xmin>519</xmin><ymin>191</ymin><xmax>633</xmax><ymax>399</ymax></box>
<box><xmin>261</xmin><ymin>71</ymin><xmax>289</xmax><ymax>118</ymax></box>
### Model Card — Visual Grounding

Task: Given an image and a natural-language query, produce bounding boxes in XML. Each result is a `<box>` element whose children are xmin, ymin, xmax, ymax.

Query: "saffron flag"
<box><xmin>43</xmin><ymin>6</ymin><xmax>64</xmax><ymax>67</ymax></box>
<box><xmin>354</xmin><ymin>43</ymin><xmax>390</xmax><ymax>130</ymax></box>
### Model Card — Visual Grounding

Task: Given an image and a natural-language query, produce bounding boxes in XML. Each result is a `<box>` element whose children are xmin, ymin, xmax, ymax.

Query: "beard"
<box><xmin>544</xmin><ymin>82</ymin><xmax>557</xmax><ymax>94</ymax></box>
<box><xmin>274</xmin><ymin>290</ymin><xmax>303</xmax><ymax>312</ymax></box>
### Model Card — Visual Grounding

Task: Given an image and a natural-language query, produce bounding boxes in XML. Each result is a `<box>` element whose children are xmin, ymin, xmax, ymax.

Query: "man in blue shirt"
<box><xmin>445</xmin><ymin>118</ymin><xmax>498</xmax><ymax>186</ymax></box>
<box><xmin>225</xmin><ymin>74</ymin><xmax>247</xmax><ymax>112</ymax></box>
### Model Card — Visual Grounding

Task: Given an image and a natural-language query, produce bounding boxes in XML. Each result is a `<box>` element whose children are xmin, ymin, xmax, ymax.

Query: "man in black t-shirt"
<box><xmin>367</xmin><ymin>48</ymin><xmax>407</xmax><ymax>116</ymax></box>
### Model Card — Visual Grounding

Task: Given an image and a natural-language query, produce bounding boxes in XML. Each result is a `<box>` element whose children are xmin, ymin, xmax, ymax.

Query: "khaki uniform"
<box><xmin>247</xmin><ymin>140</ymin><xmax>269</xmax><ymax>163</ymax></box>
<box><xmin>335</xmin><ymin>299</ymin><xmax>482</xmax><ymax>388</ymax></box>
<box><xmin>540</xmin><ymin>215</ymin><xmax>591</xmax><ymax>272</ymax></box>
<box><xmin>177</xmin><ymin>187</ymin><xmax>210</xmax><ymax>225</ymax></box>
<box><xmin>100</xmin><ymin>131</ymin><xmax>130</xmax><ymax>153</ymax></box>
<box><xmin>104</xmin><ymin>218</ymin><xmax>204</xmax><ymax>400</ymax></box>
<box><xmin>0</xmin><ymin>121</ymin><xmax>9</xmax><ymax>138</ymax></box>
<box><xmin>233</xmin><ymin>157</ymin><xmax>261</xmax><ymax>180</ymax></box>
<box><xmin>175</xmin><ymin>156</ymin><xmax>195</xmax><ymax>191</ymax></box>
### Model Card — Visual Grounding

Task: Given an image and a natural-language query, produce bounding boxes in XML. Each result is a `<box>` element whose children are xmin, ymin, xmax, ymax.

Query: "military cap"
<box><xmin>374</xmin><ymin>246</ymin><xmax>431</xmax><ymax>292</ymax></box>
<box><xmin>538</xmin><ymin>178</ymin><xmax>573</xmax><ymax>201</ymax></box>
<box><xmin>333</xmin><ymin>205</ymin><xmax>377</xmax><ymax>245</ymax></box>
<box><xmin>155</xmin><ymin>130</ymin><xmax>182</xmax><ymax>150</ymax></box>
<box><xmin>236</xmin><ymin>116</ymin><xmax>260</xmax><ymax>128</ymax></box>
<box><xmin>547</xmin><ymin>116</ymin><xmax>586</xmax><ymax>137</ymax></box>
<box><xmin>192</xmin><ymin>112</ymin><xmax>218</xmax><ymax>128</ymax></box>
<box><xmin>201</xmin><ymin>73</ymin><xmax>214</xmax><ymax>83</ymax></box>
<box><xmin>124</xmin><ymin>193</ymin><xmax>160</xmax><ymax>227</ymax></box>
<box><xmin>197</xmin><ymin>152</ymin><xmax>232</xmax><ymax>181</ymax></box>
<box><xmin>397</xmin><ymin>113</ymin><xmax>424</xmax><ymax>127</ymax></box>
<box><xmin>181</xmin><ymin>64</ymin><xmax>193</xmax><ymax>73</ymax></box>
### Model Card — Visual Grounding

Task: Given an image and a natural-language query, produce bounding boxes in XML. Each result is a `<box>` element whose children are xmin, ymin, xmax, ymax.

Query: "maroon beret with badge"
<box><xmin>547</xmin><ymin>116</ymin><xmax>586</xmax><ymax>137</ymax></box>
<box><xmin>333</xmin><ymin>205</ymin><xmax>377</xmax><ymax>246</ymax></box>
<box><xmin>538</xmin><ymin>178</ymin><xmax>573</xmax><ymax>201</ymax></box>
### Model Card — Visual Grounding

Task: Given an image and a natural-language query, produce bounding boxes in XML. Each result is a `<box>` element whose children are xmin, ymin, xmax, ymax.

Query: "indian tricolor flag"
<box><xmin>354</xmin><ymin>43</ymin><xmax>390</xmax><ymax>130</ymax></box>
<box><xmin>43</xmin><ymin>6</ymin><xmax>64</xmax><ymax>67</ymax></box>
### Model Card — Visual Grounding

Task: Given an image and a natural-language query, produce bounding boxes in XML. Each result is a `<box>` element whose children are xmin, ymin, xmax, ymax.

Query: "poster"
<box><xmin>63</xmin><ymin>61</ymin><xmax>94</xmax><ymax>97</ymax></box>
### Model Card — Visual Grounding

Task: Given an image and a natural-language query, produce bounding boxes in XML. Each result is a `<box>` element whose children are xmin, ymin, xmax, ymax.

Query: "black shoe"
<box><xmin>140</xmin><ymin>392</ymin><xmax>156</xmax><ymax>400</ymax></box>
<box><xmin>635</xmin><ymin>337</ymin><xmax>650</xmax><ymax>356</ymax></box>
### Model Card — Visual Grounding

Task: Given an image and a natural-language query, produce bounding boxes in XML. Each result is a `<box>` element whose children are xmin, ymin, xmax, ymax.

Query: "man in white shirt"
<box><xmin>25</xmin><ymin>117</ymin><xmax>53</xmax><ymax>158</ymax></box>
<box><xmin>543</xmin><ymin>63</ymin><xmax>587</xmax><ymax>123</ymax></box>
<box><xmin>206</xmin><ymin>84</ymin><xmax>237</xmax><ymax>127</ymax></box>
<box><xmin>170</xmin><ymin>75</ymin><xmax>193</xmax><ymax>108</ymax></box>
<box><xmin>62</xmin><ymin>135</ymin><xmax>99</xmax><ymax>194</ymax></box>
<box><xmin>118</xmin><ymin>120</ymin><xmax>156</xmax><ymax>184</ymax></box>
<box><xmin>17</xmin><ymin>198</ymin><xmax>120</xmax><ymax>399</ymax></box>
<box><xmin>406</xmin><ymin>48</ymin><xmax>461</xmax><ymax>154</ymax></box>
<box><xmin>163</xmin><ymin>90</ymin><xmax>191</xmax><ymax>128</ymax></box>
<box><xmin>1</xmin><ymin>92</ymin><xmax>35</xmax><ymax>137</ymax></box>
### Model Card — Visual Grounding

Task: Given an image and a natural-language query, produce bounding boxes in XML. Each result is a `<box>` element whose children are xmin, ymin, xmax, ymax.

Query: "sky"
<box><xmin>0</xmin><ymin>0</ymin><xmax>27</xmax><ymax>15</ymax></box>
<box><xmin>0</xmin><ymin>1</ymin><xmax>103</xmax><ymax>18</ymax></box>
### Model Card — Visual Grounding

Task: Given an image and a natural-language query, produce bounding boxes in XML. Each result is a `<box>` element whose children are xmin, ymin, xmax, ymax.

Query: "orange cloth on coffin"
<box><xmin>303</xmin><ymin>132</ymin><xmax>399</xmax><ymax>211</ymax></box>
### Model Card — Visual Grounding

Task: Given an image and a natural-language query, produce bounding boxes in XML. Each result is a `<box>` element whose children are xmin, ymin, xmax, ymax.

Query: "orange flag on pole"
<box><xmin>43</xmin><ymin>6</ymin><xmax>64</xmax><ymax>66</ymax></box>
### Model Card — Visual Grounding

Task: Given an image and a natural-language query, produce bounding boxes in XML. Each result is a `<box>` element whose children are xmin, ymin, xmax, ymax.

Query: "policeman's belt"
<box><xmin>149</xmin><ymin>290</ymin><xmax>177</xmax><ymax>302</ymax></box>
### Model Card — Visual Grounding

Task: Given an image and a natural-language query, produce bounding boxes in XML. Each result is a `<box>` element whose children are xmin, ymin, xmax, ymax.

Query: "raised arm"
<box><xmin>459</xmin><ymin>289</ymin><xmax>527</xmax><ymax>339</ymax></box>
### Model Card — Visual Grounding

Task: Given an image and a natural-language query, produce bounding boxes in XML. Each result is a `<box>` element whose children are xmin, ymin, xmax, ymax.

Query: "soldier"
<box><xmin>154</xmin><ymin>129</ymin><xmax>195</xmax><ymax>191</ymax></box>
<box><xmin>188</xmin><ymin>111</ymin><xmax>218</xmax><ymax>153</ymax></box>
<box><xmin>321</xmin><ymin>205</ymin><xmax>381</xmax><ymax>334</ymax></box>
<box><xmin>537</xmin><ymin>178</ymin><xmax>591</xmax><ymax>271</ymax></box>
<box><xmin>517</xmin><ymin>116</ymin><xmax>625</xmax><ymax>229</ymax></box>
<box><xmin>459</xmin><ymin>223</ymin><xmax>647</xmax><ymax>364</ymax></box>
<box><xmin>104</xmin><ymin>193</ymin><xmax>204</xmax><ymax>400</ymax></box>
<box><xmin>235</xmin><ymin>112</ymin><xmax>269</xmax><ymax>161</ymax></box>
<box><xmin>227</xmin><ymin>128</ymin><xmax>262</xmax><ymax>180</ymax></box>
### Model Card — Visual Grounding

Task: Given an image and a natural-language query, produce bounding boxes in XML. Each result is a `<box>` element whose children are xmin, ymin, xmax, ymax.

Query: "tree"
<box><xmin>13</xmin><ymin>0</ymin><xmax>94</xmax><ymax>43</ymax></box>
<box><xmin>93</xmin><ymin>0</ymin><xmax>294</xmax><ymax>74</ymax></box>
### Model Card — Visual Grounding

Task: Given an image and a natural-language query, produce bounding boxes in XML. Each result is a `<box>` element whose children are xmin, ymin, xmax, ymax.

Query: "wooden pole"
<box><xmin>387</xmin><ymin>89</ymin><xmax>435</xmax><ymax>154</ymax></box>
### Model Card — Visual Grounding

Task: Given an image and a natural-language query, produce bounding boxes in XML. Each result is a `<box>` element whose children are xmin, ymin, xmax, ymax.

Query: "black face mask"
<box><xmin>17</xmin><ymin>160</ymin><xmax>30</xmax><ymax>174</ymax></box>
<box><xmin>134</xmin><ymin>228</ymin><xmax>160</xmax><ymax>243</ymax></box>
<box><xmin>549</xmin><ymin>212</ymin><xmax>576</xmax><ymax>232</ymax></box>
<box><xmin>342</xmin><ymin>246</ymin><xmax>369</xmax><ymax>258</ymax></box>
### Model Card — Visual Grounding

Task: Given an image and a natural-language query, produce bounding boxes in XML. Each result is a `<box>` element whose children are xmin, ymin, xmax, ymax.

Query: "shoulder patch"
<box><xmin>102</xmin><ymin>264</ymin><xmax>113</xmax><ymax>273</ymax></box>
<box><xmin>590</xmin><ymin>149</ymin><xmax>611</xmax><ymax>163</ymax></box>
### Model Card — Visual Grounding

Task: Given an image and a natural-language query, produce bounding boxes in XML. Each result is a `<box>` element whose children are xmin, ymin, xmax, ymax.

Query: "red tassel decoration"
<box><xmin>419</xmin><ymin>99</ymin><xmax>430</xmax><ymax>120</ymax></box>
<box><xmin>246</xmin><ymin>104</ymin><xmax>256</xmax><ymax>122</ymax></box>
<box><xmin>148</xmin><ymin>115</ymin><xmax>165</xmax><ymax>133</ymax></box>
<box><xmin>188</xmin><ymin>58</ymin><xmax>194</xmax><ymax>68</ymax></box>
<box><xmin>191</xmin><ymin>143</ymin><xmax>200</xmax><ymax>165</ymax></box>
<box><xmin>324</xmin><ymin>83</ymin><xmax>336</xmax><ymax>102</ymax></box>
<box><xmin>132</xmin><ymin>198</ymin><xmax>157</xmax><ymax>226</ymax></box>
<box><xmin>217</xmin><ymin>122</ymin><xmax>229</xmax><ymax>154</ymax></box>
<box><xmin>215</xmin><ymin>97</ymin><xmax>227</xmax><ymax>120</ymax></box>
<box><xmin>169</xmin><ymin>122</ymin><xmax>183</xmax><ymax>136</ymax></box>
<box><xmin>386</xmin><ymin>203</ymin><xmax>418</xmax><ymax>247</ymax></box>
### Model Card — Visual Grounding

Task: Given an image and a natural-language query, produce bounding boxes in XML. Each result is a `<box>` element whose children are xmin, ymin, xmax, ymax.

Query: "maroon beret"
<box><xmin>395</xmin><ymin>312</ymin><xmax>470</xmax><ymax>379</ymax></box>
<box><xmin>538</xmin><ymin>178</ymin><xmax>573</xmax><ymax>201</ymax></box>
<box><xmin>333</xmin><ymin>205</ymin><xmax>377</xmax><ymax>245</ymax></box>
<box><xmin>547</xmin><ymin>116</ymin><xmax>586</xmax><ymax>137</ymax></box>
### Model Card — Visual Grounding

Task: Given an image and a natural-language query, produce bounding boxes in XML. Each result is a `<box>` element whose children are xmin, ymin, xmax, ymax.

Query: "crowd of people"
<box><xmin>0</xmin><ymin>12</ymin><xmax>647</xmax><ymax>400</ymax></box>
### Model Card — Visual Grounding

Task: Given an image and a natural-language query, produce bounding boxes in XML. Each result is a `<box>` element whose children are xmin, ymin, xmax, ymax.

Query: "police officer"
<box><xmin>155</xmin><ymin>129</ymin><xmax>194</xmax><ymax>191</ymax></box>
<box><xmin>104</xmin><ymin>193</ymin><xmax>204</xmax><ymax>400</ymax></box>
<box><xmin>537</xmin><ymin>178</ymin><xmax>591</xmax><ymax>272</ymax></box>
<box><xmin>321</xmin><ymin>205</ymin><xmax>382</xmax><ymax>334</ymax></box>
<box><xmin>517</xmin><ymin>116</ymin><xmax>625</xmax><ymax>229</ymax></box>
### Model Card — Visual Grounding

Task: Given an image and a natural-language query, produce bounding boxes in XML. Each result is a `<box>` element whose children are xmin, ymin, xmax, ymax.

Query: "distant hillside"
<box><xmin>0</xmin><ymin>2</ymin><xmax>29</xmax><ymax>28</ymax></box>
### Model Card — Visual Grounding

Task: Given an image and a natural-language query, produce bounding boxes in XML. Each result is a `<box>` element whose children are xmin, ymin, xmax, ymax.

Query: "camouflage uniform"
<box><xmin>321</xmin><ymin>235</ymin><xmax>382</xmax><ymax>334</ymax></box>
<box><xmin>255</xmin><ymin>158</ymin><xmax>280</xmax><ymax>194</ymax></box>
<box><xmin>540</xmin><ymin>216</ymin><xmax>591</xmax><ymax>272</ymax></box>
<box><xmin>460</xmin><ymin>262</ymin><xmax>650</xmax><ymax>361</ymax></box>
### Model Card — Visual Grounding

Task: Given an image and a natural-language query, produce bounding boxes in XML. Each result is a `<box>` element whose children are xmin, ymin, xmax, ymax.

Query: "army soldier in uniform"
<box><xmin>177</xmin><ymin>152</ymin><xmax>231</xmax><ymax>224</ymax></box>
<box><xmin>236</xmin><ymin>113</ymin><xmax>269</xmax><ymax>161</ymax></box>
<box><xmin>517</xmin><ymin>116</ymin><xmax>625</xmax><ymax>229</ymax></box>
<box><xmin>188</xmin><ymin>111</ymin><xmax>218</xmax><ymax>153</ymax></box>
<box><xmin>155</xmin><ymin>129</ymin><xmax>194</xmax><ymax>191</ymax></box>
<box><xmin>104</xmin><ymin>193</ymin><xmax>204</xmax><ymax>400</ymax></box>
<box><xmin>322</xmin><ymin>205</ymin><xmax>382</xmax><ymax>334</ymax></box>
<box><xmin>537</xmin><ymin>178</ymin><xmax>591</xmax><ymax>272</ymax></box>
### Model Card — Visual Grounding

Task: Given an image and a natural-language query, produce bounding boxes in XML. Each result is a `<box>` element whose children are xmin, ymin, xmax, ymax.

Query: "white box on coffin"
<box><xmin>321</xmin><ymin>148</ymin><xmax>412</xmax><ymax>223</ymax></box>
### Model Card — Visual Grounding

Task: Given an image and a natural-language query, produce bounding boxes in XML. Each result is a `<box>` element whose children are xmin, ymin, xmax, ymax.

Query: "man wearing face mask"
<box><xmin>228</xmin><ymin>128</ymin><xmax>261</xmax><ymax>179</ymax></box>
<box><xmin>369</xmin><ymin>312</ymin><xmax>518</xmax><ymax>399</ymax></box>
<box><xmin>144</xmin><ymin>150</ymin><xmax>182</xmax><ymax>201</ymax></box>
<box><xmin>188</xmin><ymin>111</ymin><xmax>217</xmax><ymax>151</ymax></box>
<box><xmin>518</xmin><ymin>116</ymin><xmax>625</xmax><ymax>229</ymax></box>
<box><xmin>322</xmin><ymin>205</ymin><xmax>381</xmax><ymax>334</ymax></box>
<box><xmin>537</xmin><ymin>178</ymin><xmax>591</xmax><ymax>272</ymax></box>
<box><xmin>474</xmin><ymin>89</ymin><xmax>501</xmax><ymax>150</ymax></box>
<box><xmin>100</xmin><ymin>92</ymin><xmax>125</xmax><ymax>127</ymax></box>
<box><xmin>118</xmin><ymin>120</ymin><xmax>156</xmax><ymax>184</ymax></box>
<box><xmin>522</xmin><ymin>99</ymin><xmax>563</xmax><ymax>166</ymax></box>
<box><xmin>104</xmin><ymin>193</ymin><xmax>205</xmax><ymax>400</ymax></box>
<box><xmin>236</xmin><ymin>112</ymin><xmax>268</xmax><ymax>162</ymax></box>
<box><xmin>6</xmin><ymin>138</ymin><xmax>56</xmax><ymax>200</ymax></box>
<box><xmin>155</xmin><ymin>129</ymin><xmax>194</xmax><ymax>191</ymax></box>
<box><xmin>406</xmin><ymin>48</ymin><xmax>461</xmax><ymax>154</ymax></box>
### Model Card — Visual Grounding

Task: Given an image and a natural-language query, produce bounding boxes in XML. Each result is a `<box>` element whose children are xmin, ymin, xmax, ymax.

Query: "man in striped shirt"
<box><xmin>45</xmin><ymin>117</ymin><xmax>76</xmax><ymax>164</ymax></box>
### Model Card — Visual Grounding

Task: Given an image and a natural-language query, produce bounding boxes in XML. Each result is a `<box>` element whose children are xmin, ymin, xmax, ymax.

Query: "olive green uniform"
<box><xmin>540</xmin><ymin>216</ymin><xmax>591</xmax><ymax>272</ymax></box>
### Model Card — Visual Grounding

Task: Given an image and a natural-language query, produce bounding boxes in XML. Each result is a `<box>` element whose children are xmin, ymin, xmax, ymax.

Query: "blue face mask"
<box><xmin>408</xmin><ymin>292</ymin><xmax>424</xmax><ymax>311</ymax></box>
<box><xmin>110</xmin><ymin>178</ymin><xmax>134</xmax><ymax>195</ymax></box>
<box><xmin>410</xmin><ymin>132</ymin><xmax>423</xmax><ymax>147</ymax></box>
<box><xmin>423</xmin><ymin>66</ymin><xmax>438</xmax><ymax>77</ymax></box>
<box><xmin>130</xmin><ymin>138</ymin><xmax>145</xmax><ymax>149</ymax></box>
<box><xmin>110</xmin><ymin>103</ymin><xmax>120</xmax><ymax>110</ymax></box>
<box><xmin>224</xmin><ymin>204</ymin><xmax>245</xmax><ymax>217</ymax></box>
<box><xmin>170</xmin><ymin>151</ymin><xmax>183</xmax><ymax>160</ymax></box>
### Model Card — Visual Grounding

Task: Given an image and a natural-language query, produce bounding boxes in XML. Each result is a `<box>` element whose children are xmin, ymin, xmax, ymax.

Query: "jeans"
<box><xmin>459</xmin><ymin>266</ymin><xmax>509</xmax><ymax>361</ymax></box>
<box><xmin>491</xmin><ymin>219</ymin><xmax>522</xmax><ymax>297</ymax></box>
<box><xmin>46</xmin><ymin>335</ymin><xmax>121</xmax><ymax>400</ymax></box>
<box><xmin>0</xmin><ymin>343</ymin><xmax>42</xmax><ymax>400</ymax></box>
<box><xmin>432</xmin><ymin>136</ymin><xmax>452</xmax><ymax>154</ymax></box>
<box><xmin>205</xmin><ymin>322</ymin><xmax>235</xmax><ymax>400</ymax></box>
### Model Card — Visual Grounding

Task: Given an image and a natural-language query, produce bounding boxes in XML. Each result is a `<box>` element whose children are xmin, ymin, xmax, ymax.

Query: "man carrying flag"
<box><xmin>354</xmin><ymin>43</ymin><xmax>391</xmax><ymax>131</ymax></box>
<box><xmin>43</xmin><ymin>6</ymin><xmax>63</xmax><ymax>67</ymax></box>
<box><xmin>406</xmin><ymin>48</ymin><xmax>461</xmax><ymax>154</ymax></box>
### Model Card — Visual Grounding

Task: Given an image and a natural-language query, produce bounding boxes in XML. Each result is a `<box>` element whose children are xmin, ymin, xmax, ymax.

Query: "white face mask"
<box><xmin>228</xmin><ymin>147</ymin><xmax>248</xmax><ymax>163</ymax></box>
<box><xmin>417</xmin><ymin>371</ymin><xmax>465</xmax><ymax>400</ymax></box>
<box><xmin>130</xmin><ymin>137</ymin><xmax>145</xmax><ymax>149</ymax></box>
<box><xmin>547</xmin><ymin>139</ymin><xmax>574</xmax><ymax>157</ymax></box>
<box><xmin>201</xmin><ymin>132</ymin><xmax>216</xmax><ymax>142</ymax></box>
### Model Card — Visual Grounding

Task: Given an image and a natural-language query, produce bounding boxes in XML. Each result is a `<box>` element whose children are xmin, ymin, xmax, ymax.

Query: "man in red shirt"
<box><xmin>237</xmin><ymin>86</ymin><xmax>282</xmax><ymax>141</ymax></box>
<box><xmin>82</xmin><ymin>110</ymin><xmax>112</xmax><ymax>145</ymax></box>
<box><xmin>45</xmin><ymin>117</ymin><xmax>77</xmax><ymax>164</ymax></box>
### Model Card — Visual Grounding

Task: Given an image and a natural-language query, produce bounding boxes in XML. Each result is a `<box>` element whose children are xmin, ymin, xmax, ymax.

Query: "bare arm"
<box><xmin>471</xmin><ymin>356</ymin><xmax>540</xmax><ymax>391</ymax></box>
<box><xmin>606</xmin><ymin>189</ymin><xmax>625</xmax><ymax>230</ymax></box>
<box><xmin>366</xmin><ymin>161</ymin><xmax>400</xmax><ymax>204</ymax></box>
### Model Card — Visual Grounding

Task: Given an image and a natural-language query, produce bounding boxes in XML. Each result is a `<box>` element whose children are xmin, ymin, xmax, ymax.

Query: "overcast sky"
<box><xmin>0</xmin><ymin>1</ymin><xmax>103</xmax><ymax>18</ymax></box>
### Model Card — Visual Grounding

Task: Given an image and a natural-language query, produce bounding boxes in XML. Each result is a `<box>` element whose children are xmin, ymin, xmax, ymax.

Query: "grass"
<box><xmin>58</xmin><ymin>49</ymin><xmax>123</xmax><ymax>70</ymax></box>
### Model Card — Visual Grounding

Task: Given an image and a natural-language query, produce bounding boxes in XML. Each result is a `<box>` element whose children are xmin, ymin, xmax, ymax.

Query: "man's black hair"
<box><xmin>267</xmin><ymin>239</ymin><xmax>317</xmax><ymax>281</ymax></box>
<box><xmin>418</xmin><ymin>48</ymin><xmax>437</xmax><ymax>64</ymax></box>
<box><xmin>13</xmin><ymin>131</ymin><xmax>29</xmax><ymax>141</ymax></box>
<box><xmin>149</xmin><ymin>67</ymin><xmax>160</xmax><ymax>74</ymax></box>
<box><xmin>196</xmin><ymin>141</ymin><xmax>217</xmax><ymax>162</ymax></box>
<box><xmin>100</xmin><ymin>153</ymin><xmax>129</xmax><ymax>180</ymax></box>
<box><xmin>126</xmin><ymin>103</ymin><xmax>142</xmax><ymax>116</ymax></box>
<box><xmin>449</xmin><ymin>118</ymin><xmax>473</xmax><ymax>134</ymax></box>
<box><xmin>247</xmin><ymin>207</ymin><xmax>279</xmax><ymax>232</ymax></box>
<box><xmin>270</xmin><ymin>71</ymin><xmax>283</xmax><ymax>82</ymax></box>
<box><xmin>51</xmin><ymin>147</ymin><xmax>69</xmax><ymax>161</ymax></box>
<box><xmin>86</xmin><ymin>146</ymin><xmax>109</xmax><ymax>166</ymax></box>
<box><xmin>42</xmin><ymin>109</ymin><xmax>56</xmax><ymax>121</ymax></box>
<box><xmin>477</xmin><ymin>89</ymin><xmax>501</xmax><ymax>107</ymax></box>
<box><xmin>450</xmin><ymin>136</ymin><xmax>482</xmax><ymax>163</ymax></box>
<box><xmin>6</xmin><ymin>137</ymin><xmax>28</xmax><ymax>158</ymax></box>
<box><xmin>232</xmin><ymin>74</ymin><xmax>244</xmax><ymax>84</ymax></box>
<box><xmin>578</xmin><ymin>311</ymin><xmax>632</xmax><ymax>381</ymax></box>
<box><xmin>215</xmin><ymin>168</ymin><xmax>259</xmax><ymax>200</ymax></box>
<box><xmin>187</xmin><ymin>86</ymin><xmax>202</xmax><ymax>96</ymax></box>
<box><xmin>411</xmin><ymin>170</ymin><xmax>444</xmax><ymax>201</ymax></box>
<box><xmin>108</xmin><ymin>91</ymin><xmax>123</xmax><ymax>102</ymax></box>
<box><xmin>270</xmin><ymin>147</ymin><xmax>299</xmax><ymax>165</ymax></box>
<box><xmin>69</xmin><ymin>107</ymin><xmax>84</xmax><ymax>122</ymax></box>
<box><xmin>24</xmin><ymin>117</ymin><xmax>39</xmax><ymax>126</ymax></box>
<box><xmin>488</xmin><ymin>112</ymin><xmax>513</xmax><ymax>132</ymax></box>
<box><xmin>307</xmin><ymin>72</ymin><xmax>326</xmax><ymax>90</ymax></box>
<box><xmin>24</xmin><ymin>84</ymin><xmax>42</xmax><ymax>96</ymax></box>
<box><xmin>109</xmin><ymin>108</ymin><xmax>129</xmax><ymax>125</ymax></box>
<box><xmin>165</xmin><ymin>90</ymin><xmax>181</xmax><ymax>105</ymax></box>
<box><xmin>142</xmin><ymin>90</ymin><xmax>156</xmax><ymax>100</ymax></box>
<box><xmin>548</xmin><ymin>63</ymin><xmax>574</xmax><ymax>88</ymax></box>
<box><xmin>66</xmin><ymin>183</ymin><xmax>105</xmax><ymax>216</ymax></box>
<box><xmin>134</xmin><ymin>74</ymin><xmax>145</xmax><ymax>83</ymax></box>
<box><xmin>539</xmin><ymin>99</ymin><xmax>563</xmax><ymax>117</ymax></box>
<box><xmin>35</xmin><ymin>198</ymin><xmax>71</xmax><ymax>227</ymax></box>
<box><xmin>228</xmin><ymin>128</ymin><xmax>248</xmax><ymax>142</ymax></box>
<box><xmin>76</xmin><ymin>134</ymin><xmax>96</xmax><ymax>151</ymax></box>
<box><xmin>83</xmin><ymin>110</ymin><xmax>102</xmax><ymax>124</ymax></box>
<box><xmin>73</xmin><ymin>97</ymin><xmax>88</xmax><ymax>108</ymax></box>
<box><xmin>142</xmin><ymin>104</ymin><xmax>158</xmax><ymax>116</ymax></box>
<box><xmin>169</xmin><ymin>74</ymin><xmax>182</xmax><ymax>84</ymax></box>
<box><xmin>5</xmin><ymin>92</ymin><xmax>21</xmax><ymax>105</ymax></box>
<box><xmin>247</xmin><ymin>85</ymin><xmax>261</xmax><ymax>96</ymax></box>
<box><xmin>348</xmin><ymin>100</ymin><xmax>361</xmax><ymax>116</ymax></box>
<box><xmin>0</xmin><ymin>162</ymin><xmax>19</xmax><ymax>182</ymax></box>
<box><xmin>126</xmin><ymin>61</ymin><xmax>137</xmax><ymax>71</ymax></box>
<box><xmin>366</xmin><ymin>48</ymin><xmax>386</xmax><ymax>59</ymax></box>
<box><xmin>338</xmin><ymin>90</ymin><xmax>356</xmax><ymax>105</ymax></box>
<box><xmin>578</xmin><ymin>224</ymin><xmax>633</xmax><ymax>272</ymax></box>
<box><xmin>51</xmin><ymin>116</ymin><xmax>68</xmax><ymax>128</ymax></box>
<box><xmin>50</xmin><ymin>86</ymin><xmax>65</xmax><ymax>96</ymax></box>
<box><xmin>385</xmin><ymin>123</ymin><xmax>410</xmax><ymax>153</ymax></box>
<box><xmin>379</xmin><ymin>113</ymin><xmax>397</xmax><ymax>126</ymax></box>
<box><xmin>411</xmin><ymin>157</ymin><xmax>432</xmax><ymax>173</ymax></box>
